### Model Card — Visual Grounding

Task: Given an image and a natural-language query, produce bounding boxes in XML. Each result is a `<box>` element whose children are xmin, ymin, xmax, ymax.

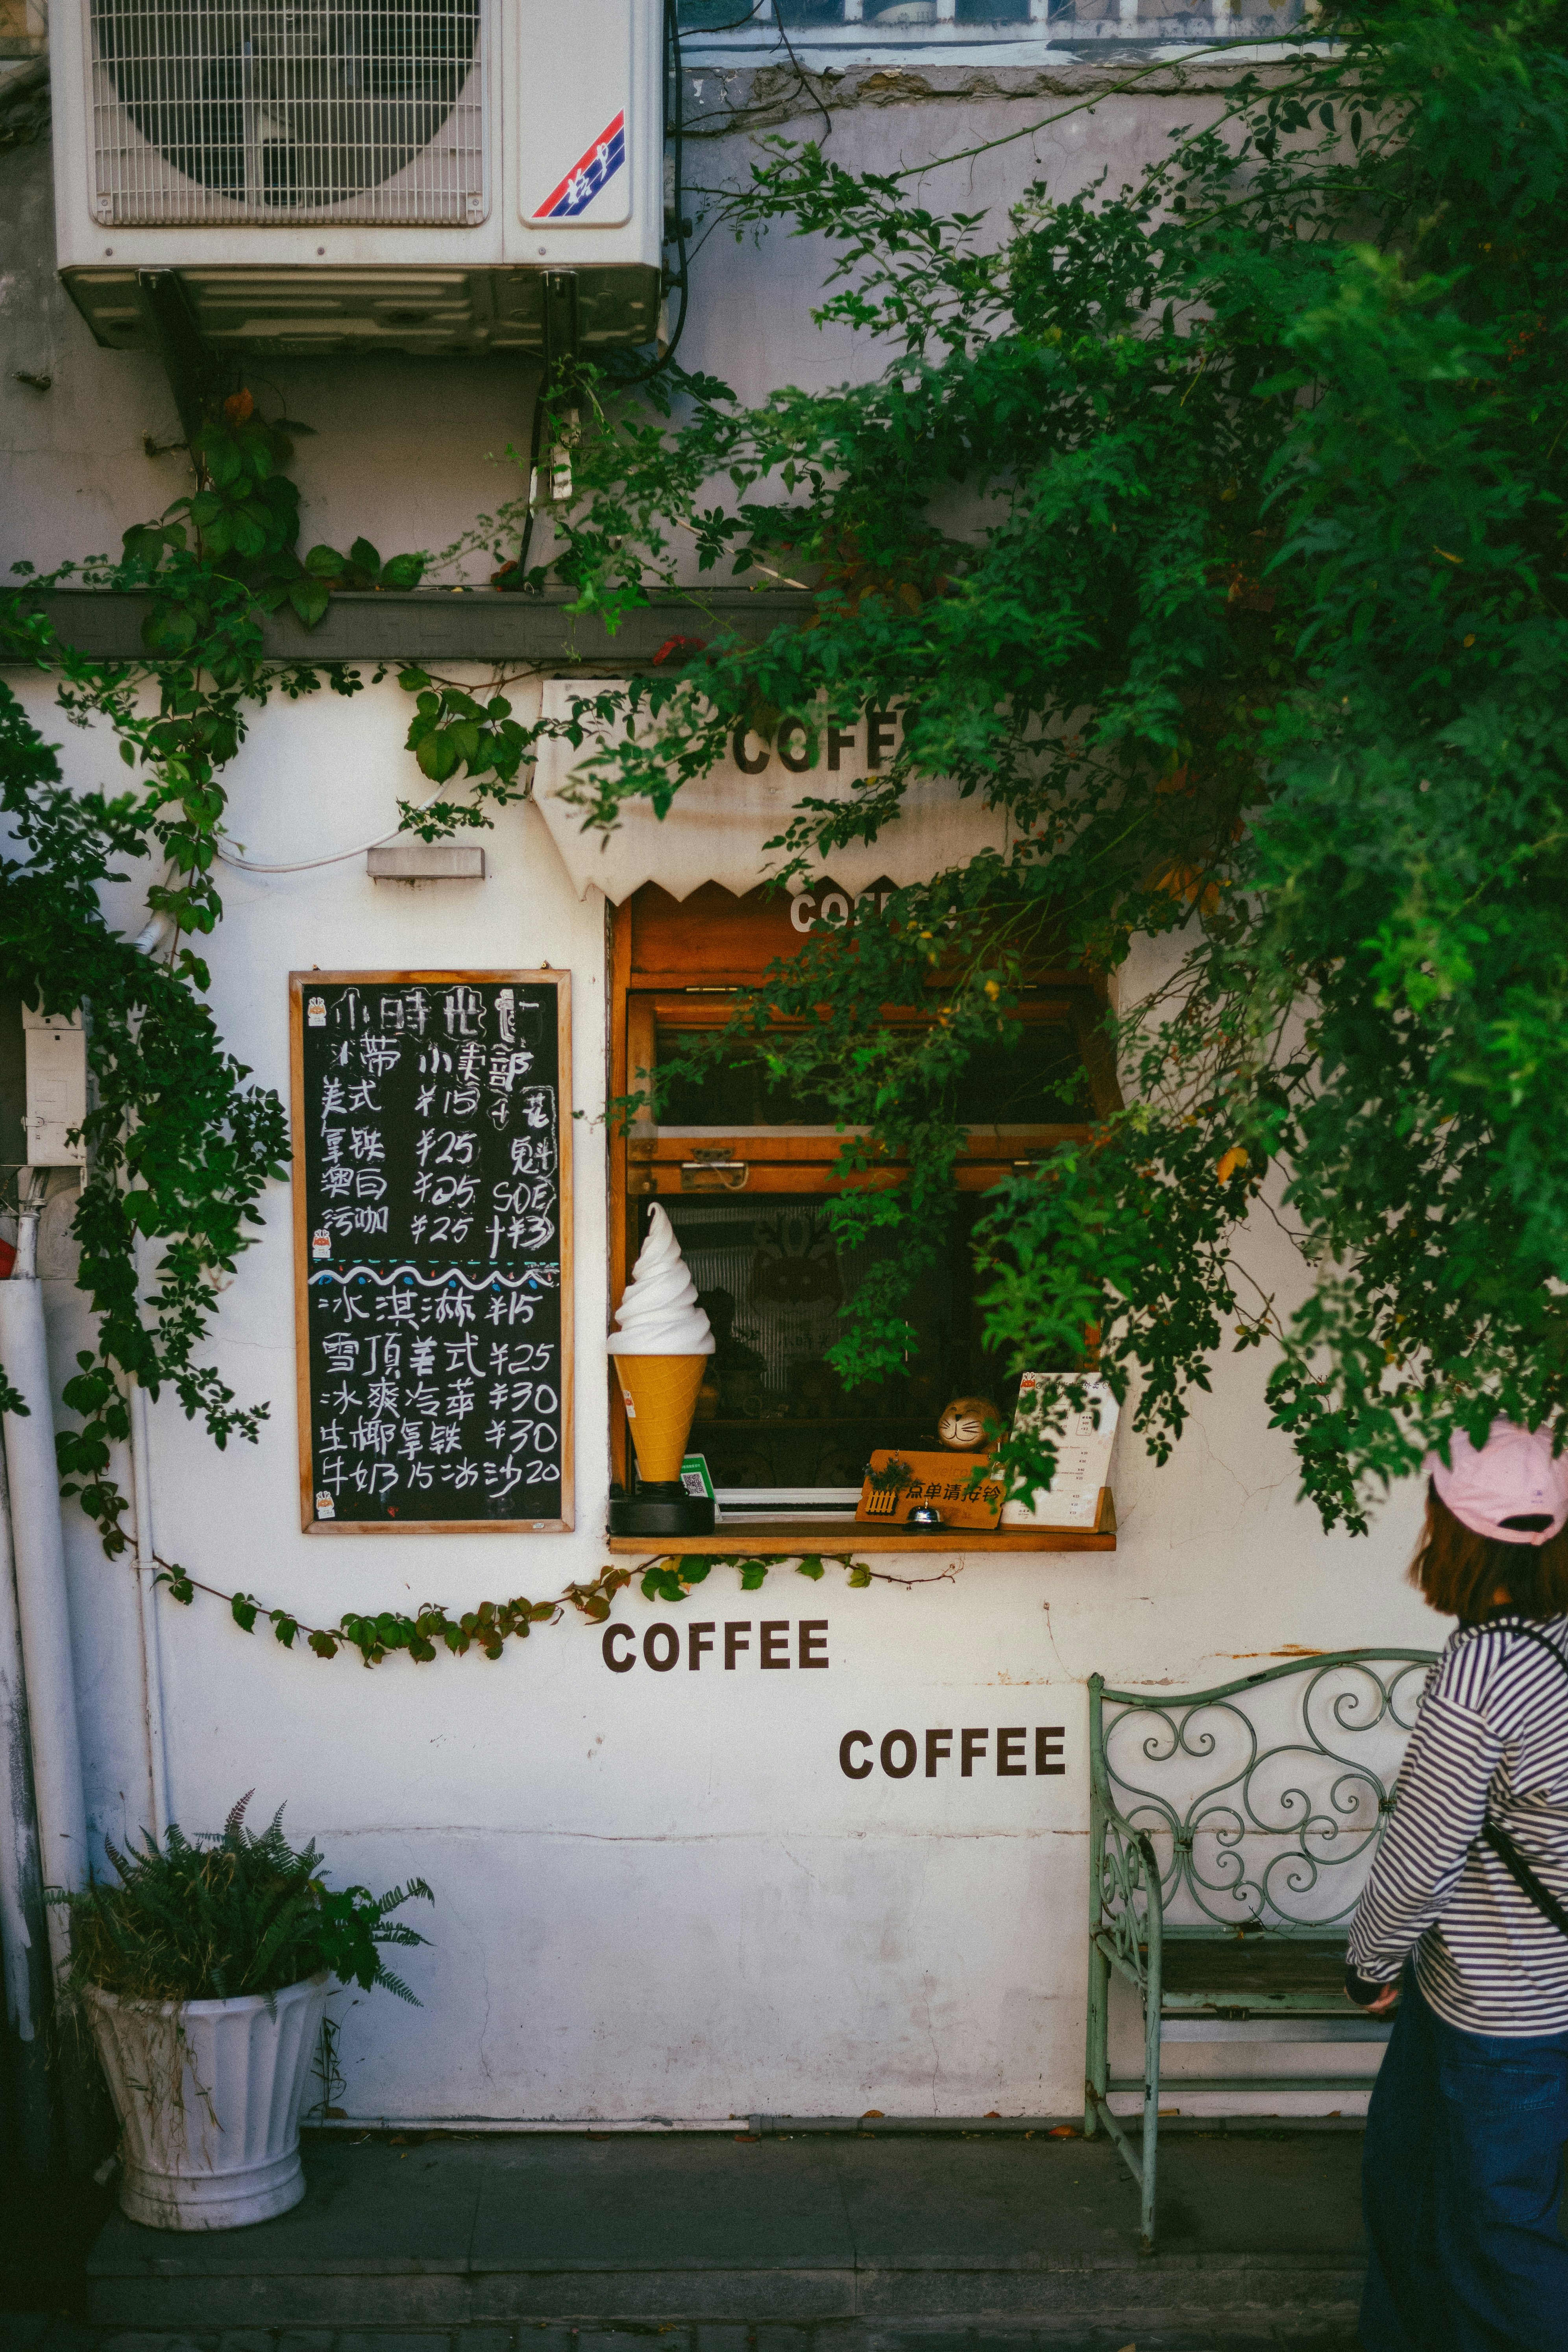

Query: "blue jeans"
<box><xmin>1361</xmin><ymin>1968</ymin><xmax>1568</xmax><ymax>2351</ymax></box>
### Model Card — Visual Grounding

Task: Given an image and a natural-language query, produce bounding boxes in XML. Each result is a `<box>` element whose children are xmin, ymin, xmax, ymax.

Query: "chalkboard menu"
<box><xmin>290</xmin><ymin>971</ymin><xmax>573</xmax><ymax>1533</ymax></box>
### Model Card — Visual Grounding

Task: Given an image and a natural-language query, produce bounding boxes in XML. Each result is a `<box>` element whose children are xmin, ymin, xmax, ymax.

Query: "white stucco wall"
<box><xmin>1</xmin><ymin>53</ymin><xmax>1440</xmax><ymax>2126</ymax></box>
<box><xmin>0</xmin><ymin>665</ymin><xmax>1439</xmax><ymax>2126</ymax></box>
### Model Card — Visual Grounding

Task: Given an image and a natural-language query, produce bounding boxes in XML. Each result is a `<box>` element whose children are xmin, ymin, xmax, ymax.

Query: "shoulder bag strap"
<box><xmin>1476</xmin><ymin>1622</ymin><xmax>1568</xmax><ymax>1940</ymax></box>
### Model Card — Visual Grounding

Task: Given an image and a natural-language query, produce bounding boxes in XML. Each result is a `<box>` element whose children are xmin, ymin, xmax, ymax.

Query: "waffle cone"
<box><xmin>615</xmin><ymin>1355</ymin><xmax>708</xmax><ymax>1483</ymax></box>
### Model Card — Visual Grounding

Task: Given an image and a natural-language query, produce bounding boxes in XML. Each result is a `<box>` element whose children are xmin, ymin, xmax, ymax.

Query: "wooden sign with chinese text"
<box><xmin>856</xmin><ymin>1450</ymin><xmax>1004</xmax><ymax>1529</ymax></box>
<box><xmin>290</xmin><ymin>971</ymin><xmax>573</xmax><ymax>1533</ymax></box>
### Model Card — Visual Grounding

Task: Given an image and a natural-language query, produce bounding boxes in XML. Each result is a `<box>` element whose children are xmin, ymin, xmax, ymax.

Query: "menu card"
<box><xmin>1000</xmin><ymin>1373</ymin><xmax>1118</xmax><ymax>1529</ymax></box>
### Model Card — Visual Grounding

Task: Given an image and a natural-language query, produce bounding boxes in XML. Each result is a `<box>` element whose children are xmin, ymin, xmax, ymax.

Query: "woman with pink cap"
<box><xmin>1347</xmin><ymin>1419</ymin><xmax>1568</xmax><ymax>2351</ymax></box>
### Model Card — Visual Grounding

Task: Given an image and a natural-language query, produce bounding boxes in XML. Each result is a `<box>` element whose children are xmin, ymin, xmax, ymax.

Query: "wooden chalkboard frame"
<box><xmin>290</xmin><ymin>969</ymin><xmax>574</xmax><ymax>1536</ymax></box>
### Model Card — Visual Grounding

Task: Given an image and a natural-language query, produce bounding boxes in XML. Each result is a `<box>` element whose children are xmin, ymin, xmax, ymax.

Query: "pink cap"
<box><xmin>1426</xmin><ymin>1420</ymin><xmax>1568</xmax><ymax>1548</ymax></box>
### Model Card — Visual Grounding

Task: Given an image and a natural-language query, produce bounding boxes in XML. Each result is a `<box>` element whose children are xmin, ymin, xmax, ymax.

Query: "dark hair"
<box><xmin>1411</xmin><ymin>1482</ymin><xmax>1568</xmax><ymax>1625</ymax></box>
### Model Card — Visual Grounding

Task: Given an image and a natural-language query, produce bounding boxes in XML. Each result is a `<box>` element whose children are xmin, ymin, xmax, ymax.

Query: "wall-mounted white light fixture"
<box><xmin>366</xmin><ymin>844</ymin><xmax>487</xmax><ymax>882</ymax></box>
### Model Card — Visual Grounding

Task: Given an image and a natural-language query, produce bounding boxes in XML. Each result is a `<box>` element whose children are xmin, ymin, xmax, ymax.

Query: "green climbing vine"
<box><xmin>558</xmin><ymin>0</ymin><xmax>1568</xmax><ymax>1531</ymax></box>
<box><xmin>0</xmin><ymin>520</ymin><xmax>382</xmax><ymax>1548</ymax></box>
<box><xmin>0</xmin><ymin>385</ymin><xmax>575</xmax><ymax>1561</ymax></box>
<box><xmin>150</xmin><ymin>1551</ymin><xmax>875</xmax><ymax>1668</ymax></box>
<box><xmin>4</xmin><ymin>0</ymin><xmax>1566</xmax><ymax>1671</ymax></box>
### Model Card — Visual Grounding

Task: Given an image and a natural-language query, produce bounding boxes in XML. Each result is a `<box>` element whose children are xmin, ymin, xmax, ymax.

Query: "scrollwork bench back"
<box><xmin>1085</xmin><ymin>1647</ymin><xmax>1436</xmax><ymax>2251</ymax></box>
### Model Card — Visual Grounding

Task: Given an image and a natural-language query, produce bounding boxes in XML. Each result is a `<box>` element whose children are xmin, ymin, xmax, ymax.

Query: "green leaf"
<box><xmin>287</xmin><ymin>579</ymin><xmax>332</xmax><ymax>631</ymax></box>
<box><xmin>50</xmin><ymin>1790</ymin><xmax>429</xmax><ymax>2005</ymax></box>
<box><xmin>415</xmin><ymin>732</ymin><xmax>460</xmax><ymax>782</ymax></box>
<box><xmin>141</xmin><ymin>603</ymin><xmax>200</xmax><ymax>652</ymax></box>
<box><xmin>121</xmin><ymin>523</ymin><xmax>170</xmax><ymax>567</ymax></box>
<box><xmin>379</xmin><ymin>553</ymin><xmax>425</xmax><ymax>592</ymax></box>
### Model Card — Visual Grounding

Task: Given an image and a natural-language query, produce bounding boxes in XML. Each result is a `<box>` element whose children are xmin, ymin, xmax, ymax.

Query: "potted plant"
<box><xmin>53</xmin><ymin>1792</ymin><xmax>432</xmax><ymax>2231</ymax></box>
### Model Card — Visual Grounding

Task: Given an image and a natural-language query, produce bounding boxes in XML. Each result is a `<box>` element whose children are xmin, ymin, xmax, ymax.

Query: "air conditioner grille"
<box><xmin>90</xmin><ymin>0</ymin><xmax>487</xmax><ymax>226</ymax></box>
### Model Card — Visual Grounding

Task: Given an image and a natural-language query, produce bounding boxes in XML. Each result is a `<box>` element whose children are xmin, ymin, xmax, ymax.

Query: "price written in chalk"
<box><xmin>292</xmin><ymin>971</ymin><xmax>574</xmax><ymax>1533</ymax></box>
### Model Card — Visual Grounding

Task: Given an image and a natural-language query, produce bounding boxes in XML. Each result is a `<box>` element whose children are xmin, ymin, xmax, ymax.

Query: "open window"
<box><xmin>607</xmin><ymin>880</ymin><xmax>1120</xmax><ymax>1535</ymax></box>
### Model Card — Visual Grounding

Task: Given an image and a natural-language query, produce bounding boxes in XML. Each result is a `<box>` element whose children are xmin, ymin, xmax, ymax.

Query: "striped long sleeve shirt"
<box><xmin>1346</xmin><ymin>1612</ymin><xmax>1568</xmax><ymax>2036</ymax></box>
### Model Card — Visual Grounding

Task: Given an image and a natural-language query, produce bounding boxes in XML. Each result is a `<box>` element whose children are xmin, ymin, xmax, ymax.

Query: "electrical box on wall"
<box><xmin>50</xmin><ymin>0</ymin><xmax>664</xmax><ymax>356</ymax></box>
<box><xmin>22</xmin><ymin>1007</ymin><xmax>89</xmax><ymax>1168</ymax></box>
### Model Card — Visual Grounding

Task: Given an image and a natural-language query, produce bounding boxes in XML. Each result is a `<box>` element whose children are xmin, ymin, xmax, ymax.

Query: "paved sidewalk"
<box><xmin>4</xmin><ymin>2128</ymin><xmax>1370</xmax><ymax>2351</ymax></box>
<box><xmin>2</xmin><ymin>2324</ymin><xmax>1362</xmax><ymax>2352</ymax></box>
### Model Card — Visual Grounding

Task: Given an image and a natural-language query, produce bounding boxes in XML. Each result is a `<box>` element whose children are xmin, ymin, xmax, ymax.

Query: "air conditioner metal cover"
<box><xmin>520</xmin><ymin>0</ymin><xmax>629</xmax><ymax>227</ymax></box>
<box><xmin>88</xmin><ymin>0</ymin><xmax>490</xmax><ymax>227</ymax></box>
<box><xmin>61</xmin><ymin>260</ymin><xmax>663</xmax><ymax>352</ymax></box>
<box><xmin>52</xmin><ymin>0</ymin><xmax>665</xmax><ymax>350</ymax></box>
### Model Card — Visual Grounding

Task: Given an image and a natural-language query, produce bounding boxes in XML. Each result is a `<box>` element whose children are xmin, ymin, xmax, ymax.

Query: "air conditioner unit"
<box><xmin>51</xmin><ymin>0</ymin><xmax>665</xmax><ymax>357</ymax></box>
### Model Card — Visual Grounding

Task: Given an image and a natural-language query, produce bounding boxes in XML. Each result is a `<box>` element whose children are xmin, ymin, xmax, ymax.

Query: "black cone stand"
<box><xmin>608</xmin><ymin>1480</ymin><xmax>716</xmax><ymax>1538</ymax></box>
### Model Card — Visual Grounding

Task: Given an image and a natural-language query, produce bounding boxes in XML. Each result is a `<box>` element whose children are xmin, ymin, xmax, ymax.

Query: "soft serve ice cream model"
<box><xmin>607</xmin><ymin>1205</ymin><xmax>717</xmax><ymax>1535</ymax></box>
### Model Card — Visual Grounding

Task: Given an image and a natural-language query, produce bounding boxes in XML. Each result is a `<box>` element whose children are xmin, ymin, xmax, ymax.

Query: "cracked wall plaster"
<box><xmin>683</xmin><ymin>52</ymin><xmax>1300</xmax><ymax>139</ymax></box>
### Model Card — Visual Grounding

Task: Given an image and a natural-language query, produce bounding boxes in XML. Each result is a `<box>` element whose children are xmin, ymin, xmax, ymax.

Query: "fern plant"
<box><xmin>52</xmin><ymin>1792</ymin><xmax>433</xmax><ymax>2005</ymax></box>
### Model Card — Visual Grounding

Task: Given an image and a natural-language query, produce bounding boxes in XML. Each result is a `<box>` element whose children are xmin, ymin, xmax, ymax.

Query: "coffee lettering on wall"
<box><xmin>838</xmin><ymin>1728</ymin><xmax>1067</xmax><ymax>1779</ymax></box>
<box><xmin>290</xmin><ymin>971</ymin><xmax>573</xmax><ymax>1533</ymax></box>
<box><xmin>601</xmin><ymin>1618</ymin><xmax>830</xmax><ymax>1672</ymax></box>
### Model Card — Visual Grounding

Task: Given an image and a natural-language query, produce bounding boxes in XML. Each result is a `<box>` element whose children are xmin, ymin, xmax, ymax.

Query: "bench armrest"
<box><xmin>1090</xmin><ymin>1793</ymin><xmax>1165</xmax><ymax>1997</ymax></box>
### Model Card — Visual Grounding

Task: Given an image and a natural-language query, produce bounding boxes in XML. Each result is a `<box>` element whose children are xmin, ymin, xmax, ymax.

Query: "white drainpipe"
<box><xmin>0</xmin><ymin>1425</ymin><xmax>43</xmax><ymax>2025</ymax></box>
<box><xmin>0</xmin><ymin>1178</ymin><xmax>90</xmax><ymax>1966</ymax></box>
<box><xmin>130</xmin><ymin>1368</ymin><xmax>170</xmax><ymax>1843</ymax></box>
<box><xmin>0</xmin><ymin>1397</ymin><xmax>57</xmax><ymax>2172</ymax></box>
<box><xmin>129</xmin><ymin>914</ymin><xmax>172</xmax><ymax>1843</ymax></box>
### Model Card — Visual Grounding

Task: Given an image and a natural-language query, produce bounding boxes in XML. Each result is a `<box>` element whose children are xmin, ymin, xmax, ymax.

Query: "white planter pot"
<box><xmin>85</xmin><ymin>1971</ymin><xmax>330</xmax><ymax>2230</ymax></box>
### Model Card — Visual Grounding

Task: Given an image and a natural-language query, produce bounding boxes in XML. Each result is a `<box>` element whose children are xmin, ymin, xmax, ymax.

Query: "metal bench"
<box><xmin>1085</xmin><ymin>1648</ymin><xmax>1436</xmax><ymax>2250</ymax></box>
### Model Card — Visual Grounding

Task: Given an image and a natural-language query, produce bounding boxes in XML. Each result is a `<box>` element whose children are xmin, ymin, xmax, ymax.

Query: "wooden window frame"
<box><xmin>606</xmin><ymin>884</ymin><xmax>1120</xmax><ymax>1552</ymax></box>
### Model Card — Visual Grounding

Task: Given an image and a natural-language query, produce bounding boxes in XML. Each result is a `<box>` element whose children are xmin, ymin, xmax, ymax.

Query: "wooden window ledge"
<box><xmin>606</xmin><ymin>1497</ymin><xmax>1117</xmax><ymax>1556</ymax></box>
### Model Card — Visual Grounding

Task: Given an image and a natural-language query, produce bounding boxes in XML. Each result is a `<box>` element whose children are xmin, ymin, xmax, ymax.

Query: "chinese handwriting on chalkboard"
<box><xmin>292</xmin><ymin>974</ymin><xmax>573</xmax><ymax>1531</ymax></box>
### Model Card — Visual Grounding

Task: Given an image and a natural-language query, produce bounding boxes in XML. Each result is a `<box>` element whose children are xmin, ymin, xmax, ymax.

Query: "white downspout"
<box><xmin>129</xmin><ymin>912</ymin><xmax>172</xmax><ymax>1845</ymax></box>
<box><xmin>127</xmin><ymin>923</ymin><xmax>173</xmax><ymax>1843</ymax></box>
<box><xmin>0</xmin><ymin>1422</ymin><xmax>40</xmax><ymax>2032</ymax></box>
<box><xmin>129</xmin><ymin>1367</ymin><xmax>170</xmax><ymax>1843</ymax></box>
<box><xmin>0</xmin><ymin>1175</ymin><xmax>90</xmax><ymax>1962</ymax></box>
<box><xmin>0</xmin><ymin>1413</ymin><xmax>58</xmax><ymax>2176</ymax></box>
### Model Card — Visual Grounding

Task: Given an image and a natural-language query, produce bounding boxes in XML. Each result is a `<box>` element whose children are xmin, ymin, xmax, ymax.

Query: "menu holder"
<box><xmin>856</xmin><ymin>1449</ymin><xmax>1004</xmax><ymax>1529</ymax></box>
<box><xmin>1000</xmin><ymin>1372</ymin><xmax>1118</xmax><ymax>1530</ymax></box>
<box><xmin>290</xmin><ymin>970</ymin><xmax>573</xmax><ymax>1533</ymax></box>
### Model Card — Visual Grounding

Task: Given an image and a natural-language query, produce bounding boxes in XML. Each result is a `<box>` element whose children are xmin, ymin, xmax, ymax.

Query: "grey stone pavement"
<box><xmin>0</xmin><ymin>2325</ymin><xmax>1363</xmax><ymax>2352</ymax></box>
<box><xmin>1</xmin><ymin>2129</ymin><xmax>1370</xmax><ymax>2352</ymax></box>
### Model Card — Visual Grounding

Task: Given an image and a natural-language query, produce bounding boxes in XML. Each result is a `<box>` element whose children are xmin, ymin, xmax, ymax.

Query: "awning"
<box><xmin>531</xmin><ymin>679</ymin><xmax>1011</xmax><ymax>903</ymax></box>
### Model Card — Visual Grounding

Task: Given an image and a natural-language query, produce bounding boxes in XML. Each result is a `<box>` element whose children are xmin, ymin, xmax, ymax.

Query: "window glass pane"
<box><xmin>653</xmin><ymin>1036</ymin><xmax>838</xmax><ymax>1128</ymax></box>
<box><xmin>950</xmin><ymin>1019</ymin><xmax>1086</xmax><ymax>1125</ymax></box>
<box><xmin>653</xmin><ymin>1014</ymin><xmax>1087</xmax><ymax>1128</ymax></box>
<box><xmin>677</xmin><ymin>0</ymin><xmax>766</xmax><ymax>25</ymax></box>
<box><xmin>664</xmin><ymin>1194</ymin><xmax>1018</xmax><ymax>1492</ymax></box>
<box><xmin>676</xmin><ymin>0</ymin><xmax>1306</xmax><ymax>32</ymax></box>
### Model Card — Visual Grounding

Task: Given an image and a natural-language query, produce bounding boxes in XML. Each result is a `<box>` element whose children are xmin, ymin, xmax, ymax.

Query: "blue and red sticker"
<box><xmin>534</xmin><ymin>111</ymin><xmax>626</xmax><ymax>220</ymax></box>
